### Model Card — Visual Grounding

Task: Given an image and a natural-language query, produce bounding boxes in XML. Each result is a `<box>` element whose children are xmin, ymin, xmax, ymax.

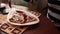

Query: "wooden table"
<box><xmin>23</xmin><ymin>15</ymin><xmax>59</xmax><ymax>34</ymax></box>
<box><xmin>0</xmin><ymin>14</ymin><xmax>59</xmax><ymax>34</ymax></box>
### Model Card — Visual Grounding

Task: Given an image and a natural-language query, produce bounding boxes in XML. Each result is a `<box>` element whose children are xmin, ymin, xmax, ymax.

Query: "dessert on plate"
<box><xmin>9</xmin><ymin>11</ymin><xmax>37</xmax><ymax>24</ymax></box>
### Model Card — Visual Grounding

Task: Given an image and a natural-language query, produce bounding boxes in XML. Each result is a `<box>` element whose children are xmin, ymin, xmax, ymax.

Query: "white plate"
<box><xmin>7</xmin><ymin>8</ymin><xmax>39</xmax><ymax>26</ymax></box>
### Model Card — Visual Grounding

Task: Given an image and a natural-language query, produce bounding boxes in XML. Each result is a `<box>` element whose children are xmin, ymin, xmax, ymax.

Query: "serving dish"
<box><xmin>7</xmin><ymin>8</ymin><xmax>39</xmax><ymax>26</ymax></box>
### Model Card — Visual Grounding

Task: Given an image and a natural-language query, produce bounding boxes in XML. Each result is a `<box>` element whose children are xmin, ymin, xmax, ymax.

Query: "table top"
<box><xmin>23</xmin><ymin>15</ymin><xmax>59</xmax><ymax>34</ymax></box>
<box><xmin>0</xmin><ymin>14</ymin><xmax>59</xmax><ymax>34</ymax></box>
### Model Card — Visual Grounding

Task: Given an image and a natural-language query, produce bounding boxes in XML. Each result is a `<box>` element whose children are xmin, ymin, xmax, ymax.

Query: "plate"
<box><xmin>7</xmin><ymin>8</ymin><xmax>39</xmax><ymax>26</ymax></box>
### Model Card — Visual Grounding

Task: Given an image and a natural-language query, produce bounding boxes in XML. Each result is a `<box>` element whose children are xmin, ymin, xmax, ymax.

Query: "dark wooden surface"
<box><xmin>1</xmin><ymin>0</ymin><xmax>8</xmax><ymax>3</ymax></box>
<box><xmin>23</xmin><ymin>15</ymin><xmax>59</xmax><ymax>34</ymax></box>
<box><xmin>0</xmin><ymin>14</ymin><xmax>59</xmax><ymax>34</ymax></box>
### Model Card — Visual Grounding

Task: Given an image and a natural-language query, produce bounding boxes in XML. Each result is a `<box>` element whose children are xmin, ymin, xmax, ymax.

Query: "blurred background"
<box><xmin>0</xmin><ymin>0</ymin><xmax>48</xmax><ymax>16</ymax></box>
